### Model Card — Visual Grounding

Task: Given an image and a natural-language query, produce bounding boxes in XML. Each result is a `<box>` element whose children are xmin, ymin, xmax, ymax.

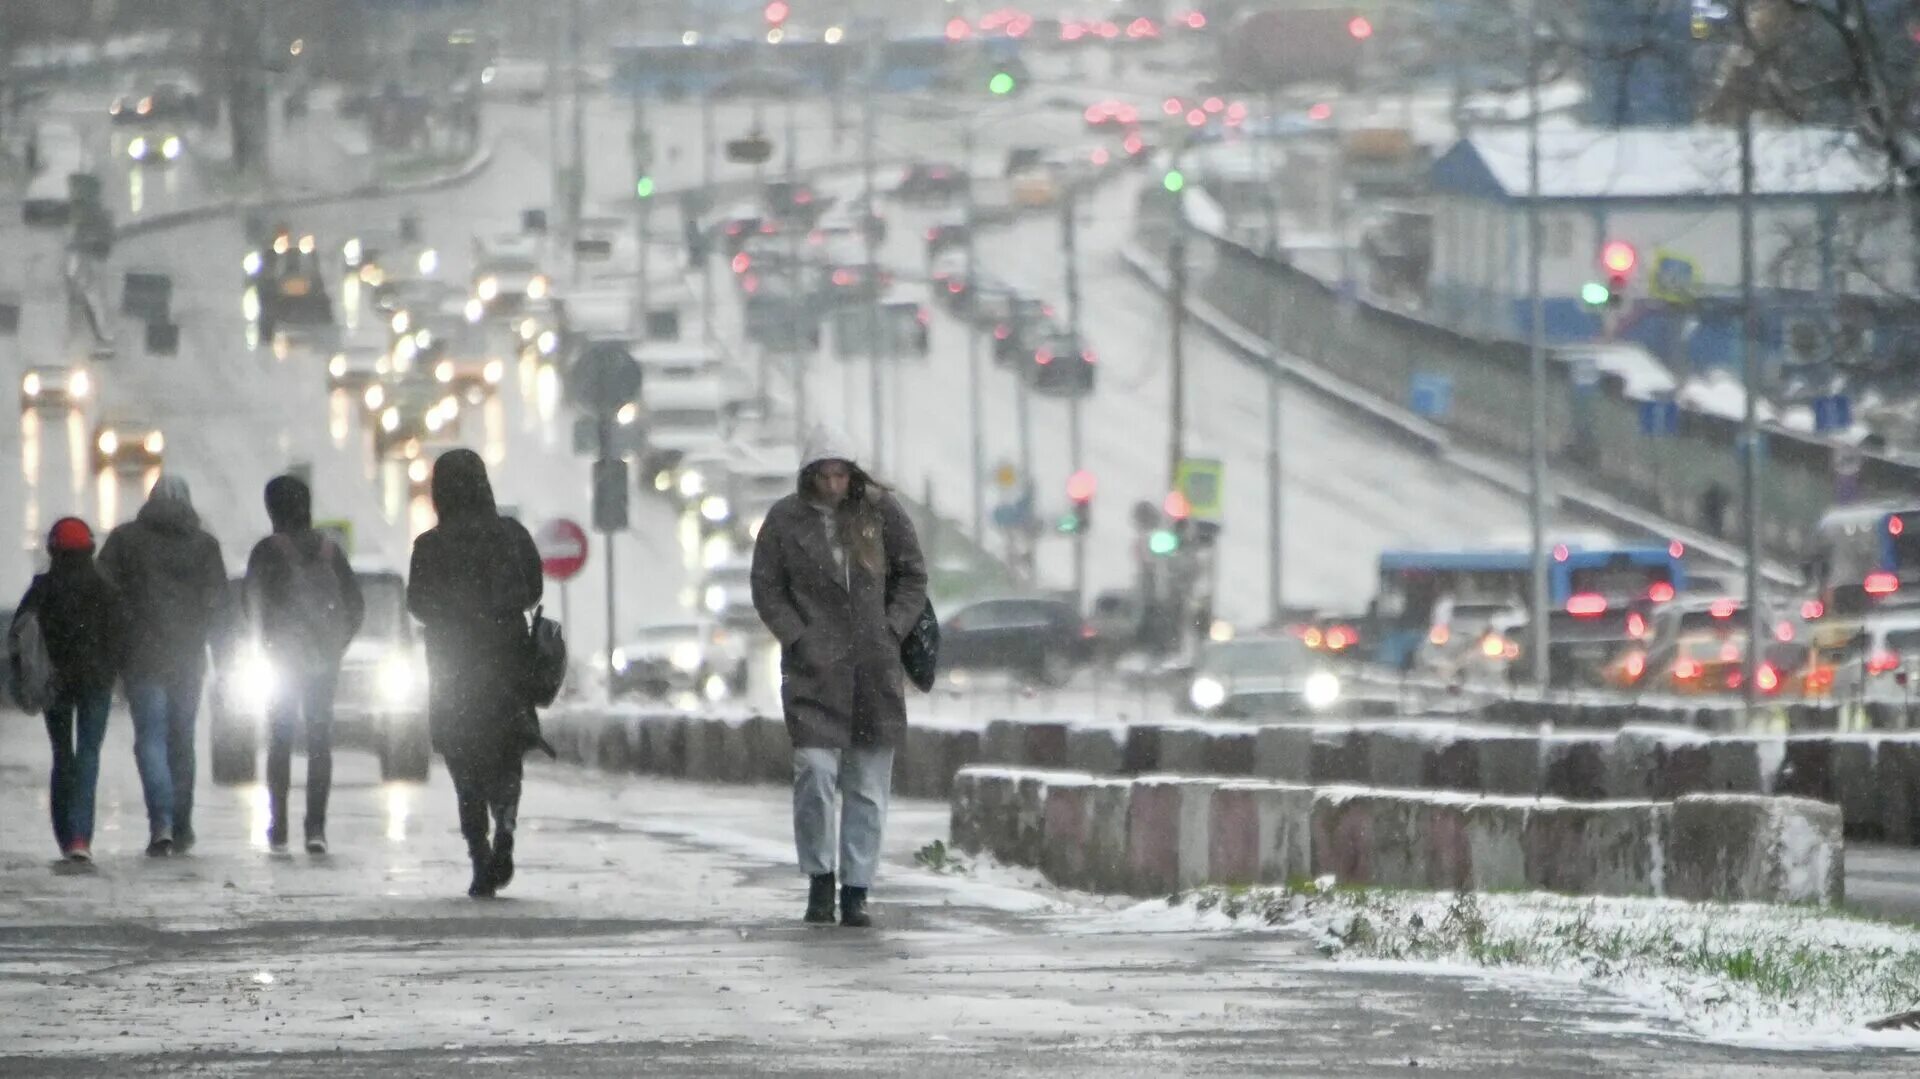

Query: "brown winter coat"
<box><xmin>750</xmin><ymin>491</ymin><xmax>928</xmax><ymax>749</ymax></box>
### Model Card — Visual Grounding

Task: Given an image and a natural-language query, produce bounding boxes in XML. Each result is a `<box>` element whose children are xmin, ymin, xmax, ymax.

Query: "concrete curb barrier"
<box><xmin>953</xmin><ymin>766</ymin><xmax>1841</xmax><ymax>906</ymax></box>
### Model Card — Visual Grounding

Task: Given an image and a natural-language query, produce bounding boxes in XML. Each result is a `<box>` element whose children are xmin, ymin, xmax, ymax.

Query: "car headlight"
<box><xmin>464</xmin><ymin>298</ymin><xmax>485</xmax><ymax>324</ymax></box>
<box><xmin>616</xmin><ymin>402</ymin><xmax>638</xmax><ymax>426</ymax></box>
<box><xmin>414</xmin><ymin>329</ymin><xmax>434</xmax><ymax>351</ymax></box>
<box><xmin>144</xmin><ymin>431</ymin><xmax>165</xmax><ymax>455</ymax></box>
<box><xmin>477</xmin><ymin>276</ymin><xmax>499</xmax><ymax>301</ymax></box>
<box><xmin>700</xmin><ymin>495</ymin><xmax>731</xmax><ymax>523</ymax></box>
<box><xmin>527</xmin><ymin>275</ymin><xmax>550</xmax><ymax>300</ymax></box>
<box><xmin>1303</xmin><ymin>671</ymin><xmax>1342</xmax><ymax>711</ymax></box>
<box><xmin>97</xmin><ymin>430</ymin><xmax>119</xmax><ymax>456</ymax></box>
<box><xmin>243</xmin><ymin>251</ymin><xmax>264</xmax><ymax>277</ymax></box>
<box><xmin>22</xmin><ymin>372</ymin><xmax>40</xmax><ymax>397</ymax></box>
<box><xmin>381</xmin><ymin>407</ymin><xmax>400</xmax><ymax>432</ymax></box>
<box><xmin>536</xmin><ymin>330</ymin><xmax>559</xmax><ymax>355</ymax></box>
<box><xmin>160</xmin><ymin>135</ymin><xmax>181</xmax><ymax>160</ymax></box>
<box><xmin>671</xmin><ymin>642</ymin><xmax>703</xmax><ymax>672</ymax></box>
<box><xmin>679</xmin><ymin>470</ymin><xmax>706</xmax><ymax>498</ymax></box>
<box><xmin>128</xmin><ymin>136</ymin><xmax>148</xmax><ymax>160</ymax></box>
<box><xmin>435</xmin><ymin>360</ymin><xmax>454</xmax><ymax>383</ymax></box>
<box><xmin>329</xmin><ymin>354</ymin><xmax>347</xmax><ymax>378</ymax></box>
<box><xmin>343</xmin><ymin>238</ymin><xmax>363</xmax><ymax>266</ymax></box>
<box><xmin>377</xmin><ymin>651</ymin><xmax>422</xmax><ymax>704</ymax></box>
<box><xmin>703</xmin><ymin>673</ymin><xmax>729</xmax><ymax>702</ymax></box>
<box><xmin>391</xmin><ymin>311</ymin><xmax>411</xmax><ymax>335</ymax></box>
<box><xmin>518</xmin><ymin>318</ymin><xmax>537</xmax><ymax>341</ymax></box>
<box><xmin>235</xmin><ymin>649</ymin><xmax>277</xmax><ymax>712</ymax></box>
<box><xmin>408</xmin><ymin>457</ymin><xmax>431</xmax><ymax>484</ymax></box>
<box><xmin>393</xmin><ymin>337</ymin><xmax>417</xmax><ymax>369</ymax></box>
<box><xmin>483</xmin><ymin>359</ymin><xmax>504</xmax><ymax>384</ymax></box>
<box><xmin>704</xmin><ymin>585</ymin><xmax>728</xmax><ymax>613</ymax></box>
<box><xmin>364</xmin><ymin>384</ymin><xmax>385</xmax><ymax>411</ymax></box>
<box><xmin>418</xmin><ymin>248</ymin><xmax>439</xmax><ymax>276</ymax></box>
<box><xmin>360</xmin><ymin>264</ymin><xmax>384</xmax><ymax>286</ymax></box>
<box><xmin>68</xmin><ymin>370</ymin><xmax>89</xmax><ymax>398</ymax></box>
<box><xmin>298</xmin><ymin>234</ymin><xmax>316</xmax><ymax>255</ymax></box>
<box><xmin>611</xmin><ymin>648</ymin><xmax>630</xmax><ymax>673</ymax></box>
<box><xmin>1189</xmin><ymin>675</ymin><xmax>1226</xmax><ymax>712</ymax></box>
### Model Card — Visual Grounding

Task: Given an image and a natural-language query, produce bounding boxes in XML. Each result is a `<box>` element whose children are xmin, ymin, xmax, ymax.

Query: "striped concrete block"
<box><xmin>1667</xmin><ymin>794</ymin><xmax>1843</xmax><ymax>906</ymax></box>
<box><xmin>1207</xmin><ymin>781</ymin><xmax>1312</xmax><ymax>887</ymax></box>
<box><xmin>1125</xmin><ymin>776</ymin><xmax>1220</xmax><ymax>896</ymax></box>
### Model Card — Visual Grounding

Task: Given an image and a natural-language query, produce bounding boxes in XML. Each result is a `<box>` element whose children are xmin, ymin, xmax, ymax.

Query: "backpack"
<box><xmin>8</xmin><ymin>603</ymin><xmax>56</xmax><ymax>714</ymax></box>
<box><xmin>270</xmin><ymin>534</ymin><xmax>350</xmax><ymax>666</ymax></box>
<box><xmin>525</xmin><ymin>605</ymin><xmax>567</xmax><ymax>708</ymax></box>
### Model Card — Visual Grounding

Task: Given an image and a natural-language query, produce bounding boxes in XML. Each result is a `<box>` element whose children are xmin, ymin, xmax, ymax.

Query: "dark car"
<box><xmin>924</xmin><ymin>218</ymin><xmax>971</xmax><ymax>262</ymax></box>
<box><xmin>896</xmin><ymin>162</ymin><xmax>970</xmax><ymax>203</ymax></box>
<box><xmin>1026</xmin><ymin>332</ymin><xmax>1097</xmax><ymax>397</ymax></box>
<box><xmin>110</xmin><ymin>83</ymin><xmax>210</xmax><ymax>127</ymax></box>
<box><xmin>940</xmin><ymin>596</ymin><xmax>1093</xmax><ymax>688</ymax></box>
<box><xmin>1185</xmin><ymin>636</ymin><xmax>1346</xmax><ymax>718</ymax></box>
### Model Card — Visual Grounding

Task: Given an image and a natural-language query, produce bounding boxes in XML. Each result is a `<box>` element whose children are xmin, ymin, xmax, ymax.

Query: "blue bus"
<box><xmin>1811</xmin><ymin>503</ymin><xmax>1920</xmax><ymax>621</ymax></box>
<box><xmin>1372</xmin><ymin>542</ymin><xmax>1685</xmax><ymax>674</ymax></box>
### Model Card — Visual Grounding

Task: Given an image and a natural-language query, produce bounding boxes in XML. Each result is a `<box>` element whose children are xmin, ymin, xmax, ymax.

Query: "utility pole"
<box><xmin>566</xmin><ymin>0</ymin><xmax>586</xmax><ymax>275</ymax></box>
<box><xmin>699</xmin><ymin>4</ymin><xmax>716</xmax><ymax>349</ymax></box>
<box><xmin>1263</xmin><ymin>88</ymin><xmax>1286</xmax><ymax>627</ymax></box>
<box><xmin>1739</xmin><ymin>90</ymin><xmax>1762</xmax><ymax>719</ymax></box>
<box><xmin>1062</xmin><ymin>179</ymin><xmax>1086</xmax><ymax>605</ymax></box>
<box><xmin>1167</xmin><ymin>160</ymin><xmax>1188</xmax><ymax>486</ymax></box>
<box><xmin>963</xmin><ymin>124</ymin><xmax>986</xmax><ymax>550</ymax></box>
<box><xmin>631</xmin><ymin>71</ymin><xmax>651</xmax><ymax>344</ymax></box>
<box><xmin>861</xmin><ymin>26</ymin><xmax>886</xmax><ymax>473</ymax></box>
<box><xmin>1525</xmin><ymin>0</ymin><xmax>1552</xmax><ymax>690</ymax></box>
<box><xmin>547</xmin><ymin>7</ymin><xmax>563</xmax><ymax>225</ymax></box>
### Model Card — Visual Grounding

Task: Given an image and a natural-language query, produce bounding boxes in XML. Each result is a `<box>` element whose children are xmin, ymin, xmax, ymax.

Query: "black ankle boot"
<box><xmin>839</xmin><ymin>885</ymin><xmax>871</xmax><ymax>928</ymax></box>
<box><xmin>490</xmin><ymin>829</ymin><xmax>515</xmax><ymax>893</ymax></box>
<box><xmin>467</xmin><ymin>841</ymin><xmax>495</xmax><ymax>899</ymax></box>
<box><xmin>805</xmin><ymin>873</ymin><xmax>836</xmax><ymax>924</ymax></box>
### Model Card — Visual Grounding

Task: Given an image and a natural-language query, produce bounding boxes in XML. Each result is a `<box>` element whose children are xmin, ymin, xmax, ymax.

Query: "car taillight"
<box><xmin>1428</xmin><ymin>625</ymin><xmax>1450</xmax><ymax>646</ymax></box>
<box><xmin>1623</xmin><ymin>652</ymin><xmax>1646</xmax><ymax>681</ymax></box>
<box><xmin>947</xmin><ymin>281</ymin><xmax>963</xmax><ymax>293</ymax></box>
<box><xmin>1802</xmin><ymin>599</ymin><xmax>1825</xmax><ymax>620</ymax></box>
<box><xmin>926</xmin><ymin>228</ymin><xmax>938</xmax><ymax>241</ymax></box>
<box><xmin>1480</xmin><ymin>635</ymin><xmax>1506</xmax><ymax>659</ymax></box>
<box><xmin>1080</xmin><ymin>623</ymin><xmax>1097</xmax><ymax>639</ymax></box>
<box><xmin>1719</xmin><ymin>641</ymin><xmax>1741</xmax><ymax>663</ymax></box>
<box><xmin>1869</xmin><ymin>651</ymin><xmax>1902</xmax><ymax>674</ymax></box>
<box><xmin>994</xmin><ymin>325</ymin><xmax>1010</xmax><ymax>340</ymax></box>
<box><xmin>1648</xmin><ymin>581</ymin><xmax>1675</xmax><ymax>603</ymax></box>
<box><xmin>1710</xmin><ymin>598</ymin><xmax>1737</xmax><ymax>619</ymax></box>
<box><xmin>1774</xmin><ymin>620</ymin><xmax>1795</xmax><ymax>642</ymax></box>
<box><xmin>731</xmin><ymin>253</ymin><xmax>750</xmax><ymax>273</ymax></box>
<box><xmin>1809</xmin><ymin>667</ymin><xmax>1835</xmax><ymax>689</ymax></box>
<box><xmin>1674</xmin><ymin>658</ymin><xmax>1703</xmax><ymax>680</ymax></box>
<box><xmin>1566</xmin><ymin>593</ymin><xmax>1607</xmax><ymax>617</ymax></box>
<box><xmin>1325</xmin><ymin>625</ymin><xmax>1355</xmax><ymax>650</ymax></box>
<box><xmin>1757</xmin><ymin>664</ymin><xmax>1781</xmax><ymax>693</ymax></box>
<box><xmin>1867</xmin><ymin>572</ymin><xmax>1900</xmax><ymax>596</ymax></box>
<box><xmin>1035</xmin><ymin>349</ymin><xmax>1053</xmax><ymax>365</ymax></box>
<box><xmin>1627</xmin><ymin>612</ymin><xmax>1647</xmax><ymax>639</ymax></box>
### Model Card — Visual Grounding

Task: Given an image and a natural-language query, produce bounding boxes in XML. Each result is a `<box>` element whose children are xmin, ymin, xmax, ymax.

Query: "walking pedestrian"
<box><xmin>405</xmin><ymin>450</ymin><xmax>544</xmax><ymax>899</ymax></box>
<box><xmin>15</xmin><ymin>518</ymin><xmax>128</xmax><ymax>862</ymax></box>
<box><xmin>98</xmin><ymin>474</ymin><xmax>230</xmax><ymax>856</ymax></box>
<box><xmin>750</xmin><ymin>425</ymin><xmax>928</xmax><ymax>928</ymax></box>
<box><xmin>244</xmin><ymin>475</ymin><xmax>363</xmax><ymax>855</ymax></box>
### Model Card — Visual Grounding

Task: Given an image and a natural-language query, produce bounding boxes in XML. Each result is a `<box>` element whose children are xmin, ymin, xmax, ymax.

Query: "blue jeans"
<box><xmin>793</xmin><ymin>747</ymin><xmax>895</xmax><ymax>889</ymax></box>
<box><xmin>266</xmin><ymin>662</ymin><xmax>339</xmax><ymax>843</ymax></box>
<box><xmin>128</xmin><ymin>670</ymin><xmax>204</xmax><ymax>841</ymax></box>
<box><xmin>45</xmin><ymin>688</ymin><xmax>112</xmax><ymax>852</ymax></box>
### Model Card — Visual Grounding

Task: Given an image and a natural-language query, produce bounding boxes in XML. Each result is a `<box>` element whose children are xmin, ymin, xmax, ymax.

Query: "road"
<box><xmin>0</xmin><ymin>718</ymin><xmax>1906</xmax><ymax>1077</ymax></box>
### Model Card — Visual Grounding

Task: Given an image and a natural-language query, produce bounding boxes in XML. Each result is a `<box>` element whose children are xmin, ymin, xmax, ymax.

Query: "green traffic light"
<box><xmin>635</xmin><ymin>176</ymin><xmax>655</xmax><ymax>199</ymax></box>
<box><xmin>1162</xmin><ymin>169</ymin><xmax>1185</xmax><ymax>193</ymax></box>
<box><xmin>988</xmin><ymin>71</ymin><xmax>1015</xmax><ymax>95</ymax></box>
<box><xmin>1057</xmin><ymin>512</ymin><xmax>1081</xmax><ymax>535</ymax></box>
<box><xmin>1148</xmin><ymin>529</ymin><xmax>1179</xmax><ymax>556</ymax></box>
<box><xmin>1581</xmin><ymin>281</ymin><xmax>1609</xmax><ymax>306</ymax></box>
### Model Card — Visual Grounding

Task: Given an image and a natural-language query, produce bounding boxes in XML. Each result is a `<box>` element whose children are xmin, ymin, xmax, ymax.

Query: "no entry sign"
<box><xmin>535</xmin><ymin>518</ymin><xmax>589</xmax><ymax>581</ymax></box>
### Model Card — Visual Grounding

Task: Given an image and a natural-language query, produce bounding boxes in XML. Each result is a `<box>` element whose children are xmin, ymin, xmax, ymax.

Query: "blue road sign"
<box><xmin>1639</xmin><ymin>399</ymin><xmax>1679</xmax><ymax>437</ymax></box>
<box><xmin>1814</xmin><ymin>394</ymin><xmax>1853</xmax><ymax>434</ymax></box>
<box><xmin>1410</xmin><ymin>373</ymin><xmax>1453</xmax><ymax>420</ymax></box>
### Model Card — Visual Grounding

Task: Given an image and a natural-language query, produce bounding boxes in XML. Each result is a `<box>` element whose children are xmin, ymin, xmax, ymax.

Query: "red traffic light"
<box><xmin>1347</xmin><ymin>15</ymin><xmax>1373</xmax><ymax>40</ymax></box>
<box><xmin>764</xmin><ymin>1</ymin><xmax>789</xmax><ymax>25</ymax></box>
<box><xmin>1163</xmin><ymin>490</ymin><xmax>1191</xmax><ymax>520</ymax></box>
<box><xmin>1067</xmin><ymin>470</ymin><xmax>1097</xmax><ymax>502</ymax></box>
<box><xmin>1601</xmin><ymin>240</ymin><xmax>1637</xmax><ymax>275</ymax></box>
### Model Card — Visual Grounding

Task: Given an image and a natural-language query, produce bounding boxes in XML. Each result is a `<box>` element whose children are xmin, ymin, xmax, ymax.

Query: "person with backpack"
<box><xmin>11</xmin><ymin>518</ymin><xmax>129</xmax><ymax>862</ymax></box>
<box><xmin>244</xmin><ymin>475</ymin><xmax>364</xmax><ymax>855</ymax></box>
<box><xmin>97</xmin><ymin>474</ymin><xmax>231</xmax><ymax>856</ymax></box>
<box><xmin>405</xmin><ymin>450</ymin><xmax>544</xmax><ymax>899</ymax></box>
<box><xmin>750</xmin><ymin>425</ymin><xmax>927</xmax><ymax>928</ymax></box>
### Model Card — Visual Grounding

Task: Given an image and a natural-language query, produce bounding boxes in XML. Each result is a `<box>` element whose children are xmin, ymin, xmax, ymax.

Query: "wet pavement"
<box><xmin>0</xmin><ymin>717</ymin><xmax>1910</xmax><ymax>1077</ymax></box>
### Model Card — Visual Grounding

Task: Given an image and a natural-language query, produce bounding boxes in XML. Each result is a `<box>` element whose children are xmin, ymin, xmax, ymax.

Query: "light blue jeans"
<box><xmin>128</xmin><ymin>671</ymin><xmax>203</xmax><ymax>842</ymax></box>
<box><xmin>793</xmin><ymin>747</ymin><xmax>894</xmax><ymax>889</ymax></box>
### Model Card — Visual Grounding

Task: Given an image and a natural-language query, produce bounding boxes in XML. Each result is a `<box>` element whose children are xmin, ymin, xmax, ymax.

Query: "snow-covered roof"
<box><xmin>1434</xmin><ymin>125</ymin><xmax>1889</xmax><ymax>202</ymax></box>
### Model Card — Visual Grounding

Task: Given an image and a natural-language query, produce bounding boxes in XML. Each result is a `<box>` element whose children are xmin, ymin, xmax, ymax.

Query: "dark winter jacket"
<box><xmin>750</xmin><ymin>431</ymin><xmax>927</xmax><ymax>750</ymax></box>
<box><xmin>97</xmin><ymin>475</ymin><xmax>230</xmax><ymax>682</ymax></box>
<box><xmin>17</xmin><ymin>550</ymin><xmax>129</xmax><ymax>698</ymax></box>
<box><xmin>405</xmin><ymin>450</ymin><xmax>543</xmax><ymax>760</ymax></box>
<box><xmin>243</xmin><ymin>476</ymin><xmax>364</xmax><ymax>668</ymax></box>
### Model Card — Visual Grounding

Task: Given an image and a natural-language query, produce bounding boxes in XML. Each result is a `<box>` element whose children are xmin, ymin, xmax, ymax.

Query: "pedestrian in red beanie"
<box><xmin>10</xmin><ymin>518</ymin><xmax>129</xmax><ymax>863</ymax></box>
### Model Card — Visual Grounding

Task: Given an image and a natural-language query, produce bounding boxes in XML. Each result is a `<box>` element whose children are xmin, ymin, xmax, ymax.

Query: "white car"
<box><xmin>701</xmin><ymin>560</ymin><xmax>758</xmax><ymax>628</ymax></box>
<box><xmin>20</xmin><ymin>364</ymin><xmax>92</xmax><ymax>411</ymax></box>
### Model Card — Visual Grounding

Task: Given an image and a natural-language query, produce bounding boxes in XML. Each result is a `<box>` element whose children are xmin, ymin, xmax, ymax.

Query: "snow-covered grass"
<box><xmin>1159</xmin><ymin>880</ymin><xmax>1920</xmax><ymax>1048</ymax></box>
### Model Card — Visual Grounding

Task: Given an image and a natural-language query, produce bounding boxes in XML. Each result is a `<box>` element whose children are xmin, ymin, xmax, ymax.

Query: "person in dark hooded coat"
<box><xmin>244</xmin><ymin>475</ymin><xmax>364</xmax><ymax>855</ymax></box>
<box><xmin>750</xmin><ymin>425</ymin><xmax>927</xmax><ymax>928</ymax></box>
<box><xmin>17</xmin><ymin>517</ymin><xmax>129</xmax><ymax>862</ymax></box>
<box><xmin>97</xmin><ymin>474</ymin><xmax>230</xmax><ymax>856</ymax></box>
<box><xmin>405</xmin><ymin>449</ymin><xmax>543</xmax><ymax>898</ymax></box>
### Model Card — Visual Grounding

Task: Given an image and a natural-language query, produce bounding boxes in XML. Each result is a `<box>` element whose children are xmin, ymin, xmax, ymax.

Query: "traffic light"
<box><xmin>1060</xmin><ymin>470</ymin><xmax>1096</xmax><ymax>534</ymax></box>
<box><xmin>1601</xmin><ymin>240</ymin><xmax>1636</xmax><ymax>308</ymax></box>
<box><xmin>988</xmin><ymin>70</ymin><xmax>1016</xmax><ymax>95</ymax></box>
<box><xmin>764</xmin><ymin>1</ymin><xmax>788</xmax><ymax>25</ymax></box>
<box><xmin>1162</xmin><ymin>168</ymin><xmax>1185</xmax><ymax>193</ymax></box>
<box><xmin>634</xmin><ymin>175</ymin><xmax>655</xmax><ymax>199</ymax></box>
<box><xmin>1148</xmin><ymin>528</ymin><xmax>1180</xmax><ymax>556</ymax></box>
<box><xmin>1347</xmin><ymin>15</ymin><xmax>1373</xmax><ymax>40</ymax></box>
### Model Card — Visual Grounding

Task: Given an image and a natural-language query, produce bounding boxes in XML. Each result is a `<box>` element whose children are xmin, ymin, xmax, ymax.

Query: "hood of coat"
<box><xmin>430</xmin><ymin>448</ymin><xmax>498</xmax><ymax>520</ymax></box>
<box><xmin>136</xmin><ymin>473</ymin><xmax>201</xmax><ymax>534</ymax></box>
<box><xmin>799</xmin><ymin>423</ymin><xmax>860</xmax><ymax>477</ymax></box>
<box><xmin>264</xmin><ymin>474</ymin><xmax>313</xmax><ymax>533</ymax></box>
